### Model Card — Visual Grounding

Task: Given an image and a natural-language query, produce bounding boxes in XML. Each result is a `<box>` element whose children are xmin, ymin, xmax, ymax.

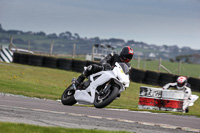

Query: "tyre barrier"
<box><xmin>86</xmin><ymin>60</ymin><xmax>100</xmax><ymax>66</ymax></box>
<box><xmin>143</xmin><ymin>70</ymin><xmax>160</xmax><ymax>85</ymax></box>
<box><xmin>72</xmin><ymin>60</ymin><xmax>87</xmax><ymax>73</ymax></box>
<box><xmin>158</xmin><ymin>73</ymin><xmax>174</xmax><ymax>87</ymax></box>
<box><xmin>188</xmin><ymin>77</ymin><xmax>200</xmax><ymax>92</ymax></box>
<box><xmin>19</xmin><ymin>53</ymin><xmax>29</xmax><ymax>65</ymax></box>
<box><xmin>28</xmin><ymin>54</ymin><xmax>43</xmax><ymax>66</ymax></box>
<box><xmin>12</xmin><ymin>52</ymin><xmax>21</xmax><ymax>63</ymax></box>
<box><xmin>57</xmin><ymin>58</ymin><xmax>72</xmax><ymax>70</ymax></box>
<box><xmin>42</xmin><ymin>56</ymin><xmax>57</xmax><ymax>68</ymax></box>
<box><xmin>173</xmin><ymin>75</ymin><xmax>180</xmax><ymax>82</ymax></box>
<box><xmin>130</xmin><ymin>68</ymin><xmax>146</xmax><ymax>83</ymax></box>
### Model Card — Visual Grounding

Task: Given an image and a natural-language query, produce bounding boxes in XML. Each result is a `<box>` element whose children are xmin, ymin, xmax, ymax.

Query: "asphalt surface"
<box><xmin>0</xmin><ymin>93</ymin><xmax>200</xmax><ymax>133</ymax></box>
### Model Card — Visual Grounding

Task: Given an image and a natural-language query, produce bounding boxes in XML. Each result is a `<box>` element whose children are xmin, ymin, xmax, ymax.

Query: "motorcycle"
<box><xmin>61</xmin><ymin>62</ymin><xmax>130</xmax><ymax>108</ymax></box>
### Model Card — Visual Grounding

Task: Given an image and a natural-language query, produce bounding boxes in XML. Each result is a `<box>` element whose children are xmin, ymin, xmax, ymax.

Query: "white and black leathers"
<box><xmin>163</xmin><ymin>82</ymin><xmax>192</xmax><ymax>112</ymax></box>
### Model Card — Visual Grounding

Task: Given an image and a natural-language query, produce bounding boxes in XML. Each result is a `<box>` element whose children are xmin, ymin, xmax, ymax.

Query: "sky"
<box><xmin>0</xmin><ymin>0</ymin><xmax>200</xmax><ymax>49</ymax></box>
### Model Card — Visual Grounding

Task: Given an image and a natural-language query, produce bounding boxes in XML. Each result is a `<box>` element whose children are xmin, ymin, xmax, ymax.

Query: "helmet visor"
<box><xmin>177</xmin><ymin>82</ymin><xmax>185</xmax><ymax>87</ymax></box>
<box><xmin>121</xmin><ymin>56</ymin><xmax>131</xmax><ymax>63</ymax></box>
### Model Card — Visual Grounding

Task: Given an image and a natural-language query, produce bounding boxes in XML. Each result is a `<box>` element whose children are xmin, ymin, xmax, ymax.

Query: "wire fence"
<box><xmin>131</xmin><ymin>57</ymin><xmax>200</xmax><ymax>78</ymax></box>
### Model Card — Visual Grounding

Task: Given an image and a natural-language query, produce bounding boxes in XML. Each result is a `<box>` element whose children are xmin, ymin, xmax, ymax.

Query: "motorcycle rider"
<box><xmin>75</xmin><ymin>46</ymin><xmax>134</xmax><ymax>87</ymax></box>
<box><xmin>163</xmin><ymin>76</ymin><xmax>192</xmax><ymax>113</ymax></box>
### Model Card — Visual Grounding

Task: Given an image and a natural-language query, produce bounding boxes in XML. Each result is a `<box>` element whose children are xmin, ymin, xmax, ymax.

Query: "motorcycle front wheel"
<box><xmin>61</xmin><ymin>85</ymin><xmax>77</xmax><ymax>105</ymax></box>
<box><xmin>94</xmin><ymin>85</ymin><xmax>119</xmax><ymax>108</ymax></box>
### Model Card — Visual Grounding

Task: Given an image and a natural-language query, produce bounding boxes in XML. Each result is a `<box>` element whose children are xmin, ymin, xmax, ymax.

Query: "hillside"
<box><xmin>1</xmin><ymin>23</ymin><xmax>200</xmax><ymax>60</ymax></box>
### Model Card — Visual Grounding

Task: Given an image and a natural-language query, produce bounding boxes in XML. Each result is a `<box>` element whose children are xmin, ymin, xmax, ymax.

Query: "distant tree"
<box><xmin>66</xmin><ymin>31</ymin><xmax>72</xmax><ymax>38</ymax></box>
<box><xmin>35</xmin><ymin>31</ymin><xmax>46</xmax><ymax>36</ymax></box>
<box><xmin>47</xmin><ymin>33</ymin><xmax>58</xmax><ymax>38</ymax></box>
<box><xmin>127</xmin><ymin>40</ymin><xmax>135</xmax><ymax>44</ymax></box>
<box><xmin>74</xmin><ymin>33</ymin><xmax>80</xmax><ymax>39</ymax></box>
<box><xmin>59</xmin><ymin>31</ymin><xmax>72</xmax><ymax>39</ymax></box>
<box><xmin>0</xmin><ymin>23</ymin><xmax>5</xmax><ymax>33</ymax></box>
<box><xmin>90</xmin><ymin>37</ymin><xmax>100</xmax><ymax>43</ymax></box>
<box><xmin>25</xmin><ymin>31</ymin><xmax>34</xmax><ymax>35</ymax></box>
<box><xmin>162</xmin><ymin>45</ymin><xmax>168</xmax><ymax>49</ymax></box>
<box><xmin>7</xmin><ymin>30</ymin><xmax>23</xmax><ymax>34</ymax></box>
<box><xmin>0</xmin><ymin>23</ymin><xmax>2</xmax><ymax>31</ymax></box>
<box><xmin>108</xmin><ymin>38</ymin><xmax>125</xmax><ymax>43</ymax></box>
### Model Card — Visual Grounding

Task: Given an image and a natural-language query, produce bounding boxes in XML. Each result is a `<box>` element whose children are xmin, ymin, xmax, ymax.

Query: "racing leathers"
<box><xmin>163</xmin><ymin>82</ymin><xmax>192</xmax><ymax>112</ymax></box>
<box><xmin>76</xmin><ymin>52</ymin><xmax>131</xmax><ymax>86</ymax></box>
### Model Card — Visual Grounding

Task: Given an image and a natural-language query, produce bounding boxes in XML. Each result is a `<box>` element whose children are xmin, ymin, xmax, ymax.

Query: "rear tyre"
<box><xmin>61</xmin><ymin>85</ymin><xmax>77</xmax><ymax>105</ymax></box>
<box><xmin>94</xmin><ymin>86</ymin><xmax>119</xmax><ymax>108</ymax></box>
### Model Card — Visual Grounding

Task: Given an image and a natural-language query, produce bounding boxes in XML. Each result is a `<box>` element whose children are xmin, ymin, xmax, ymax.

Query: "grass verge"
<box><xmin>0</xmin><ymin>122</ymin><xmax>130</xmax><ymax>133</ymax></box>
<box><xmin>0</xmin><ymin>62</ymin><xmax>200</xmax><ymax>117</ymax></box>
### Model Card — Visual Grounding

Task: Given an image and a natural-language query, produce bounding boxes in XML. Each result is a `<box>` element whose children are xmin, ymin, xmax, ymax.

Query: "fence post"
<box><xmin>158</xmin><ymin>58</ymin><xmax>162</xmax><ymax>71</ymax></box>
<box><xmin>143</xmin><ymin>56</ymin><xmax>146</xmax><ymax>69</ymax></box>
<box><xmin>92</xmin><ymin>45</ymin><xmax>95</xmax><ymax>61</ymax></box>
<box><xmin>28</xmin><ymin>40</ymin><xmax>30</xmax><ymax>51</ymax></box>
<box><xmin>9</xmin><ymin>36</ymin><xmax>13</xmax><ymax>50</ymax></box>
<box><xmin>178</xmin><ymin>61</ymin><xmax>181</xmax><ymax>74</ymax></box>
<box><xmin>72</xmin><ymin>43</ymin><xmax>76</xmax><ymax>59</ymax></box>
<box><xmin>9</xmin><ymin>36</ymin><xmax>18</xmax><ymax>51</ymax></box>
<box><xmin>137</xmin><ymin>55</ymin><xmax>140</xmax><ymax>68</ymax></box>
<box><xmin>50</xmin><ymin>40</ymin><xmax>54</xmax><ymax>56</ymax></box>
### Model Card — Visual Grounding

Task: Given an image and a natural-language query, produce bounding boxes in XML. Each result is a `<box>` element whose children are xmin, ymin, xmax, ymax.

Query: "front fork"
<box><xmin>99</xmin><ymin>83</ymin><xmax>111</xmax><ymax>96</ymax></box>
<box><xmin>72</xmin><ymin>77</ymin><xmax>77</xmax><ymax>90</ymax></box>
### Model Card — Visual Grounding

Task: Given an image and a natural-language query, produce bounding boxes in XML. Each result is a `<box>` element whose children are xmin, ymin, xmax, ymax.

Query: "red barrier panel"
<box><xmin>160</xmin><ymin>99</ymin><xmax>183</xmax><ymax>109</ymax></box>
<box><xmin>138</xmin><ymin>86</ymin><xmax>184</xmax><ymax>112</ymax></box>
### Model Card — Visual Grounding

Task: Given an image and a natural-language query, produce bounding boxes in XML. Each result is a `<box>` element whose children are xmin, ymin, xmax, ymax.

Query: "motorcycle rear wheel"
<box><xmin>61</xmin><ymin>85</ymin><xmax>77</xmax><ymax>105</ymax></box>
<box><xmin>94</xmin><ymin>85</ymin><xmax>119</xmax><ymax>108</ymax></box>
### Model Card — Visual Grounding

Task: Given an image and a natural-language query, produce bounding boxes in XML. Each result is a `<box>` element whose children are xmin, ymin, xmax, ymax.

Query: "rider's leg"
<box><xmin>182</xmin><ymin>88</ymin><xmax>191</xmax><ymax>112</ymax></box>
<box><xmin>76</xmin><ymin>74</ymin><xmax>85</xmax><ymax>85</ymax></box>
<box><xmin>76</xmin><ymin>64</ymin><xmax>103</xmax><ymax>86</ymax></box>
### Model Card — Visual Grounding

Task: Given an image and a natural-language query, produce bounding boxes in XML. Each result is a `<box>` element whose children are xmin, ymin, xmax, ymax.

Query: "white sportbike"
<box><xmin>61</xmin><ymin>62</ymin><xmax>130</xmax><ymax>108</ymax></box>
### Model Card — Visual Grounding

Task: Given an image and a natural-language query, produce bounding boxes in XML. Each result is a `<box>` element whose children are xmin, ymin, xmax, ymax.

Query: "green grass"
<box><xmin>0</xmin><ymin>62</ymin><xmax>200</xmax><ymax>117</ymax></box>
<box><xmin>0</xmin><ymin>63</ymin><xmax>79</xmax><ymax>99</ymax></box>
<box><xmin>0</xmin><ymin>122</ymin><xmax>130</xmax><ymax>133</ymax></box>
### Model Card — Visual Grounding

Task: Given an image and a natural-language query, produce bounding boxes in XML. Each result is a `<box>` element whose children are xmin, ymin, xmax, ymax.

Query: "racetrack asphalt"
<box><xmin>0</xmin><ymin>93</ymin><xmax>199</xmax><ymax>133</ymax></box>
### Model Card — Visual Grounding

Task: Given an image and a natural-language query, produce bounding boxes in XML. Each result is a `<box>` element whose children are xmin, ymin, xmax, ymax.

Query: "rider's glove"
<box><xmin>102</xmin><ymin>63</ymin><xmax>112</xmax><ymax>71</ymax></box>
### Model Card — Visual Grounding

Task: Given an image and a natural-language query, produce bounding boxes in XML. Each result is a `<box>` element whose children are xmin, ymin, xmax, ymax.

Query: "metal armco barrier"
<box><xmin>11</xmin><ymin>53</ymin><xmax>200</xmax><ymax>92</ymax></box>
<box><xmin>138</xmin><ymin>86</ymin><xmax>184</xmax><ymax>112</ymax></box>
<box><xmin>0</xmin><ymin>46</ymin><xmax>13</xmax><ymax>63</ymax></box>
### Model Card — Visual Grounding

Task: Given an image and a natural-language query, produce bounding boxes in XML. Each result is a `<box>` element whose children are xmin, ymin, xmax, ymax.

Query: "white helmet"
<box><xmin>177</xmin><ymin>76</ymin><xmax>187</xmax><ymax>90</ymax></box>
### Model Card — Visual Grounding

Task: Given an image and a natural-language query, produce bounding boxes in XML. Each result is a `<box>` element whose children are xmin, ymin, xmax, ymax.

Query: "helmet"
<box><xmin>119</xmin><ymin>46</ymin><xmax>134</xmax><ymax>63</ymax></box>
<box><xmin>177</xmin><ymin>76</ymin><xmax>187</xmax><ymax>89</ymax></box>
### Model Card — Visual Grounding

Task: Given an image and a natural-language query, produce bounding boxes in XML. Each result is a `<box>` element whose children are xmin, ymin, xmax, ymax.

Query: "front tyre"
<box><xmin>61</xmin><ymin>85</ymin><xmax>77</xmax><ymax>105</ymax></box>
<box><xmin>94</xmin><ymin>86</ymin><xmax>119</xmax><ymax>108</ymax></box>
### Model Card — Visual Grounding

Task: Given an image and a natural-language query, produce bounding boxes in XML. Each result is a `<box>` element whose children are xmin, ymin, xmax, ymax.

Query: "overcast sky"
<box><xmin>0</xmin><ymin>0</ymin><xmax>200</xmax><ymax>49</ymax></box>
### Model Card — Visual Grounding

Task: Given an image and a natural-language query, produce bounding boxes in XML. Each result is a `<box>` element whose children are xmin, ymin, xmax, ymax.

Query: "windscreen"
<box><xmin>118</xmin><ymin>63</ymin><xmax>129</xmax><ymax>75</ymax></box>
